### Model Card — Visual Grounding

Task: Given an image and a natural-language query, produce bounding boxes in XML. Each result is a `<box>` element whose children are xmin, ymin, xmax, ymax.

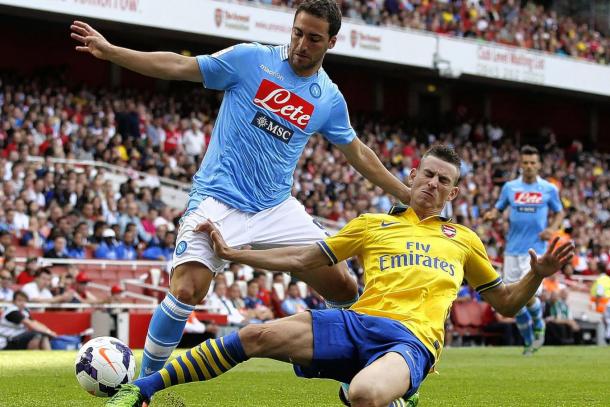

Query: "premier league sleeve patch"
<box><xmin>176</xmin><ymin>241</ymin><xmax>188</xmax><ymax>256</ymax></box>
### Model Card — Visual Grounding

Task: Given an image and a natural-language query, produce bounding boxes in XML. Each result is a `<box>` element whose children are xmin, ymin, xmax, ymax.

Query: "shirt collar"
<box><xmin>388</xmin><ymin>204</ymin><xmax>452</xmax><ymax>223</ymax></box>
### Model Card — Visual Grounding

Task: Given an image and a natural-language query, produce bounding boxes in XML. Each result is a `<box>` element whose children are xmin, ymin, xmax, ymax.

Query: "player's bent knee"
<box><xmin>169</xmin><ymin>262</ymin><xmax>213</xmax><ymax>305</ymax></box>
<box><xmin>348</xmin><ymin>382</ymin><xmax>385</xmax><ymax>407</ymax></box>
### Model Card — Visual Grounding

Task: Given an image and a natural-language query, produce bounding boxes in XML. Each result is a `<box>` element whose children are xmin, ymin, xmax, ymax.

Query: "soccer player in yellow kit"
<box><xmin>107</xmin><ymin>145</ymin><xmax>574</xmax><ymax>407</ymax></box>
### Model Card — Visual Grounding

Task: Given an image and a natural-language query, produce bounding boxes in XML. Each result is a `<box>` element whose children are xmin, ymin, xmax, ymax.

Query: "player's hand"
<box><xmin>70</xmin><ymin>21</ymin><xmax>113</xmax><ymax>60</ymax></box>
<box><xmin>194</xmin><ymin>221</ymin><xmax>233</xmax><ymax>260</ymax></box>
<box><xmin>482</xmin><ymin>210</ymin><xmax>496</xmax><ymax>222</ymax></box>
<box><xmin>529</xmin><ymin>236</ymin><xmax>574</xmax><ymax>278</ymax></box>
<box><xmin>539</xmin><ymin>228</ymin><xmax>554</xmax><ymax>241</ymax></box>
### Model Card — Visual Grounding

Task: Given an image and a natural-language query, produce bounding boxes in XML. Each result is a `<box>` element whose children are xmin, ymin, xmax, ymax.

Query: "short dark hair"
<box><xmin>295</xmin><ymin>0</ymin><xmax>342</xmax><ymax>37</ymax></box>
<box><xmin>13</xmin><ymin>290</ymin><xmax>28</xmax><ymax>301</ymax></box>
<box><xmin>247</xmin><ymin>279</ymin><xmax>259</xmax><ymax>287</ymax></box>
<box><xmin>287</xmin><ymin>282</ymin><xmax>298</xmax><ymax>289</ymax></box>
<box><xmin>421</xmin><ymin>145</ymin><xmax>462</xmax><ymax>185</ymax></box>
<box><xmin>520</xmin><ymin>145</ymin><xmax>539</xmax><ymax>157</ymax></box>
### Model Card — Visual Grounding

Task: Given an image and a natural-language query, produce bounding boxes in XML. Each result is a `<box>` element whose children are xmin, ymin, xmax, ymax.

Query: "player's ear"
<box><xmin>407</xmin><ymin>168</ymin><xmax>416</xmax><ymax>187</ymax></box>
<box><xmin>328</xmin><ymin>35</ymin><xmax>337</xmax><ymax>49</ymax></box>
<box><xmin>447</xmin><ymin>186</ymin><xmax>459</xmax><ymax>201</ymax></box>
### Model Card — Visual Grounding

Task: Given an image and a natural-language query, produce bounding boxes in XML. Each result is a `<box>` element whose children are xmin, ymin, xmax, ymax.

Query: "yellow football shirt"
<box><xmin>317</xmin><ymin>206</ymin><xmax>501</xmax><ymax>361</ymax></box>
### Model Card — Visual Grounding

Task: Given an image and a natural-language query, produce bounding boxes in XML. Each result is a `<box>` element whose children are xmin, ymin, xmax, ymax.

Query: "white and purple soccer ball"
<box><xmin>75</xmin><ymin>336</ymin><xmax>136</xmax><ymax>397</ymax></box>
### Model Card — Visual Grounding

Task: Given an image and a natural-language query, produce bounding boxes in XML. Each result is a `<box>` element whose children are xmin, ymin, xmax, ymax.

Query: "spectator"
<box><xmin>206</xmin><ymin>281</ymin><xmax>246</xmax><ymax>326</ymax></box>
<box><xmin>72</xmin><ymin>272</ymin><xmax>100</xmax><ymax>304</ymax></box>
<box><xmin>118</xmin><ymin>201</ymin><xmax>151</xmax><ymax>242</ymax></box>
<box><xmin>0</xmin><ymin>291</ymin><xmax>57</xmax><ymax>350</ymax></box>
<box><xmin>94</xmin><ymin>228</ymin><xmax>120</xmax><ymax>260</ymax></box>
<box><xmin>21</xmin><ymin>269</ymin><xmax>74</xmax><ymax>303</ymax></box>
<box><xmin>15</xmin><ymin>257</ymin><xmax>39</xmax><ymax>285</ymax></box>
<box><xmin>67</xmin><ymin>230</ymin><xmax>87</xmax><ymax>259</ymax></box>
<box><xmin>281</xmin><ymin>282</ymin><xmax>308</xmax><ymax>316</ymax></box>
<box><xmin>243</xmin><ymin>279</ymin><xmax>274</xmax><ymax>322</ymax></box>
<box><xmin>20</xmin><ymin>216</ymin><xmax>46</xmax><ymax>249</ymax></box>
<box><xmin>0</xmin><ymin>269</ymin><xmax>15</xmax><ymax>302</ymax></box>
<box><xmin>142</xmin><ymin>231</ymin><xmax>175</xmax><ymax>261</ymax></box>
<box><xmin>117</xmin><ymin>229</ymin><xmax>138</xmax><ymax>260</ymax></box>
<box><xmin>545</xmin><ymin>289</ymin><xmax>581</xmax><ymax>345</ymax></box>
<box><xmin>44</xmin><ymin>235</ymin><xmax>69</xmax><ymax>259</ymax></box>
<box><xmin>252</xmin><ymin>271</ymin><xmax>272</xmax><ymax>306</ymax></box>
<box><xmin>181</xmin><ymin>119</ymin><xmax>206</xmax><ymax>164</ymax></box>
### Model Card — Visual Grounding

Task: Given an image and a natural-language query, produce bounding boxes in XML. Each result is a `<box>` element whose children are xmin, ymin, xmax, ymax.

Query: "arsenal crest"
<box><xmin>441</xmin><ymin>225</ymin><xmax>456</xmax><ymax>238</ymax></box>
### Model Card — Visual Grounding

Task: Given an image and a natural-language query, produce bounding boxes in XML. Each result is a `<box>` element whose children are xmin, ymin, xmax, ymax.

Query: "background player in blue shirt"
<box><xmin>484</xmin><ymin>145</ymin><xmax>564</xmax><ymax>354</ymax></box>
<box><xmin>71</xmin><ymin>0</ymin><xmax>412</xmax><ymax>377</ymax></box>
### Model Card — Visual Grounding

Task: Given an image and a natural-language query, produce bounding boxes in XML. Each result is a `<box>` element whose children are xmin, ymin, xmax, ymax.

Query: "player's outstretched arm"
<box><xmin>336</xmin><ymin>138</ymin><xmax>411</xmax><ymax>204</ymax></box>
<box><xmin>70</xmin><ymin>21</ymin><xmax>201</xmax><ymax>82</ymax></box>
<box><xmin>194</xmin><ymin>221</ymin><xmax>329</xmax><ymax>272</ymax></box>
<box><xmin>482</xmin><ymin>237</ymin><xmax>574</xmax><ymax>316</ymax></box>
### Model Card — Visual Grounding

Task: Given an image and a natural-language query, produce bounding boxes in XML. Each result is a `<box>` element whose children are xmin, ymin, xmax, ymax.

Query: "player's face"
<box><xmin>520</xmin><ymin>154</ymin><xmax>540</xmax><ymax>178</ymax></box>
<box><xmin>289</xmin><ymin>11</ymin><xmax>337</xmax><ymax>76</ymax></box>
<box><xmin>409</xmin><ymin>156</ymin><xmax>459</xmax><ymax>212</ymax></box>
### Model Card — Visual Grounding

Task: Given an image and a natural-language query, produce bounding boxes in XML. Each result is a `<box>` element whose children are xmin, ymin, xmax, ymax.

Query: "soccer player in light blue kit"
<box><xmin>484</xmin><ymin>145</ymin><xmax>564</xmax><ymax>355</ymax></box>
<box><xmin>70</xmin><ymin>0</ymin><xmax>412</xmax><ymax>380</ymax></box>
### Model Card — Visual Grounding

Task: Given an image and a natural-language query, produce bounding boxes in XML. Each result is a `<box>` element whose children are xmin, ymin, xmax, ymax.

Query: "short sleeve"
<box><xmin>464</xmin><ymin>233</ymin><xmax>502</xmax><ymax>293</ymax></box>
<box><xmin>548</xmin><ymin>185</ymin><xmax>563</xmax><ymax>212</ymax></box>
<box><xmin>495</xmin><ymin>184</ymin><xmax>510</xmax><ymax>211</ymax></box>
<box><xmin>196</xmin><ymin>43</ymin><xmax>258</xmax><ymax>91</ymax></box>
<box><xmin>318</xmin><ymin>90</ymin><xmax>356</xmax><ymax>145</ymax></box>
<box><xmin>317</xmin><ymin>215</ymin><xmax>367</xmax><ymax>265</ymax></box>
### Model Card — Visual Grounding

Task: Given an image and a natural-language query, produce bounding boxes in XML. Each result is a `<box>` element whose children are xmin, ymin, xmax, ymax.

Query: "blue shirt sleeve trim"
<box><xmin>316</xmin><ymin>241</ymin><xmax>338</xmax><ymax>265</ymax></box>
<box><xmin>475</xmin><ymin>277</ymin><xmax>503</xmax><ymax>293</ymax></box>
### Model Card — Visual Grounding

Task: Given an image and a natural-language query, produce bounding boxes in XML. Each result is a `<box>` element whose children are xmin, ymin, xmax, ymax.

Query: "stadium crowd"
<box><xmin>262</xmin><ymin>0</ymin><xmax>610</xmax><ymax>65</ymax></box>
<box><xmin>0</xmin><ymin>75</ymin><xmax>609</xmax><ymax>344</ymax></box>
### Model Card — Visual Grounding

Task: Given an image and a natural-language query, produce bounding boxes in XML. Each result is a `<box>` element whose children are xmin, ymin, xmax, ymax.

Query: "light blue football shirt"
<box><xmin>188</xmin><ymin>43</ymin><xmax>356</xmax><ymax>213</ymax></box>
<box><xmin>495</xmin><ymin>176</ymin><xmax>563</xmax><ymax>255</ymax></box>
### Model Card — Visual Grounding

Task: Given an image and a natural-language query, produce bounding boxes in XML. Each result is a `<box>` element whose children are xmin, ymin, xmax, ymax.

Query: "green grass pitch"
<box><xmin>0</xmin><ymin>346</ymin><xmax>609</xmax><ymax>406</ymax></box>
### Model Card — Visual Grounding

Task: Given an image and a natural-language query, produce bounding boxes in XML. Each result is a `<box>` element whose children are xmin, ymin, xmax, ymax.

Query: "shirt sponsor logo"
<box><xmin>259</xmin><ymin>64</ymin><xmax>284</xmax><ymax>82</ymax></box>
<box><xmin>514</xmin><ymin>192</ymin><xmax>542</xmax><ymax>204</ymax></box>
<box><xmin>251</xmin><ymin>112</ymin><xmax>294</xmax><ymax>144</ymax></box>
<box><xmin>253</xmin><ymin>79</ymin><xmax>313</xmax><ymax>129</ymax></box>
<box><xmin>441</xmin><ymin>225</ymin><xmax>456</xmax><ymax>238</ymax></box>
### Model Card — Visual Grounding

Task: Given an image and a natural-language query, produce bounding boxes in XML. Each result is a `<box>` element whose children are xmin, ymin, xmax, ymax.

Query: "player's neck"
<box><xmin>288</xmin><ymin>59</ymin><xmax>323</xmax><ymax>78</ymax></box>
<box><xmin>522</xmin><ymin>175</ymin><xmax>537</xmax><ymax>184</ymax></box>
<box><xmin>412</xmin><ymin>206</ymin><xmax>441</xmax><ymax>221</ymax></box>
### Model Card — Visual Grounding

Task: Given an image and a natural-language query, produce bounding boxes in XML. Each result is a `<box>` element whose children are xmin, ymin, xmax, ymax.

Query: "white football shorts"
<box><xmin>503</xmin><ymin>254</ymin><xmax>542</xmax><ymax>295</ymax></box>
<box><xmin>172</xmin><ymin>196</ymin><xmax>330</xmax><ymax>274</ymax></box>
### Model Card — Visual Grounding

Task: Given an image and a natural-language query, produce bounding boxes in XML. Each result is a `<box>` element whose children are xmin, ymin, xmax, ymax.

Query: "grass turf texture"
<box><xmin>0</xmin><ymin>346</ymin><xmax>608</xmax><ymax>406</ymax></box>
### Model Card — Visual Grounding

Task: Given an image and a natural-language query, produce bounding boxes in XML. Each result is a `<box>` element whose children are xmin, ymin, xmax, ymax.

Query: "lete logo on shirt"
<box><xmin>253</xmin><ymin>79</ymin><xmax>314</xmax><ymax>130</ymax></box>
<box><xmin>514</xmin><ymin>192</ymin><xmax>542</xmax><ymax>204</ymax></box>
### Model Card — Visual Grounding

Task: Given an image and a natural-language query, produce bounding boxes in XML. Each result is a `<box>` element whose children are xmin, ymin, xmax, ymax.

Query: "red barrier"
<box><xmin>128</xmin><ymin>312</ymin><xmax>228</xmax><ymax>349</ymax></box>
<box><xmin>30</xmin><ymin>311</ymin><xmax>92</xmax><ymax>335</ymax></box>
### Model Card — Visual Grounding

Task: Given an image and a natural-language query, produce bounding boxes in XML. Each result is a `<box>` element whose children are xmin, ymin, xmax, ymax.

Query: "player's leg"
<box><xmin>519</xmin><ymin>255</ymin><xmax>546</xmax><ymax>350</ymax></box>
<box><xmin>140</xmin><ymin>198</ymin><xmax>244</xmax><ymax>377</ymax></box>
<box><xmin>250</xmin><ymin>197</ymin><xmax>359</xmax><ymax>306</ymax></box>
<box><xmin>107</xmin><ymin>312</ymin><xmax>314</xmax><ymax>406</ymax></box>
<box><xmin>348</xmin><ymin>352</ymin><xmax>411</xmax><ymax>407</ymax></box>
<box><xmin>504</xmin><ymin>255</ymin><xmax>534</xmax><ymax>352</ymax></box>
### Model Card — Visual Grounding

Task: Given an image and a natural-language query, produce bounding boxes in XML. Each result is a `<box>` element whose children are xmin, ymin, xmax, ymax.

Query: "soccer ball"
<box><xmin>75</xmin><ymin>336</ymin><xmax>136</xmax><ymax>397</ymax></box>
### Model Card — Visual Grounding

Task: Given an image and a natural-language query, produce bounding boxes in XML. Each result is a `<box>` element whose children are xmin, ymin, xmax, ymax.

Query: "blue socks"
<box><xmin>527</xmin><ymin>297</ymin><xmax>545</xmax><ymax>332</ymax></box>
<box><xmin>515</xmin><ymin>306</ymin><xmax>534</xmax><ymax>347</ymax></box>
<box><xmin>135</xmin><ymin>332</ymin><xmax>248</xmax><ymax>400</ymax></box>
<box><xmin>139</xmin><ymin>293</ymin><xmax>194</xmax><ymax>378</ymax></box>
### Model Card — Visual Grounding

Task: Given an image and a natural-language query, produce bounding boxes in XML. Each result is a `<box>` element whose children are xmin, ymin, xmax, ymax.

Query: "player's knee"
<box><xmin>169</xmin><ymin>285</ymin><xmax>199</xmax><ymax>305</ymax></box>
<box><xmin>238</xmin><ymin>324</ymin><xmax>277</xmax><ymax>357</ymax></box>
<box><xmin>349</xmin><ymin>382</ymin><xmax>385</xmax><ymax>407</ymax></box>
